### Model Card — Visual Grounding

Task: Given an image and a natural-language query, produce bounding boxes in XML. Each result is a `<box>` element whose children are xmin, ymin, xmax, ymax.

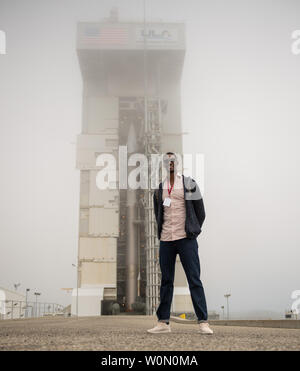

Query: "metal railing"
<box><xmin>0</xmin><ymin>300</ymin><xmax>65</xmax><ymax>320</ymax></box>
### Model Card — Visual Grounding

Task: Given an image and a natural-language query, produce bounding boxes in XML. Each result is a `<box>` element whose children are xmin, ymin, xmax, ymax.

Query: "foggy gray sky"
<box><xmin>0</xmin><ymin>0</ymin><xmax>300</xmax><ymax>316</ymax></box>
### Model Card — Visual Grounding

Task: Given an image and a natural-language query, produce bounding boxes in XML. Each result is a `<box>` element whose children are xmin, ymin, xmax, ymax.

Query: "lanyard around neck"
<box><xmin>167</xmin><ymin>179</ymin><xmax>174</xmax><ymax>196</ymax></box>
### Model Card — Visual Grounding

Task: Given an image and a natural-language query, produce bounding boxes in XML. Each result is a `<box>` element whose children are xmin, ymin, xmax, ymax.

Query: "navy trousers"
<box><xmin>156</xmin><ymin>237</ymin><xmax>208</xmax><ymax>323</ymax></box>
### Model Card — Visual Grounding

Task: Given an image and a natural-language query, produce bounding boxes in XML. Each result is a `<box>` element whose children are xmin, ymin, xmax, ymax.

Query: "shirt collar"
<box><xmin>163</xmin><ymin>172</ymin><xmax>182</xmax><ymax>186</ymax></box>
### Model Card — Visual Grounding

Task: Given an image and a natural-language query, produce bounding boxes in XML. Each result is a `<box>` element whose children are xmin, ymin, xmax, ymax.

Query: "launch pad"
<box><xmin>72</xmin><ymin>9</ymin><xmax>194</xmax><ymax>317</ymax></box>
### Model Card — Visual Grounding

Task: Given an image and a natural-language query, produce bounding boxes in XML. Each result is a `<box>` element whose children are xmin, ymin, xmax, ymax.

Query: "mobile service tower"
<box><xmin>72</xmin><ymin>9</ymin><xmax>192</xmax><ymax>317</ymax></box>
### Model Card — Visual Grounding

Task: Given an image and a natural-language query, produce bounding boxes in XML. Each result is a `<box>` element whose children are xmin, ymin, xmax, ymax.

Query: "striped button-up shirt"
<box><xmin>160</xmin><ymin>172</ymin><xmax>187</xmax><ymax>241</ymax></box>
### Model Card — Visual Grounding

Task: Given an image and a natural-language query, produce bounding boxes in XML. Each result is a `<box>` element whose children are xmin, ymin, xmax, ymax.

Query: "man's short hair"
<box><xmin>163</xmin><ymin>152</ymin><xmax>177</xmax><ymax>162</ymax></box>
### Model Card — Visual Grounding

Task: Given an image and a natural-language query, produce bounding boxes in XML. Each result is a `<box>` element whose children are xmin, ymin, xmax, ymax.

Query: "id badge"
<box><xmin>163</xmin><ymin>197</ymin><xmax>171</xmax><ymax>207</ymax></box>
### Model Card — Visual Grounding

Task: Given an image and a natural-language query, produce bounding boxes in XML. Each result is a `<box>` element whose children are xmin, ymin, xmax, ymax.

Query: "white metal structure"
<box><xmin>0</xmin><ymin>287</ymin><xmax>25</xmax><ymax>319</ymax></box>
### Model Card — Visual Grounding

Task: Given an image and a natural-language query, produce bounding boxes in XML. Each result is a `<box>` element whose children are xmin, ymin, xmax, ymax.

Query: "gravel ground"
<box><xmin>0</xmin><ymin>315</ymin><xmax>300</xmax><ymax>351</ymax></box>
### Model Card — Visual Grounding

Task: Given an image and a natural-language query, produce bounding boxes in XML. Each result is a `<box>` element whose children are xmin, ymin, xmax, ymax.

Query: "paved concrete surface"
<box><xmin>0</xmin><ymin>315</ymin><xmax>300</xmax><ymax>351</ymax></box>
<box><xmin>210</xmin><ymin>319</ymin><xmax>300</xmax><ymax>329</ymax></box>
<box><xmin>170</xmin><ymin>316</ymin><xmax>300</xmax><ymax>329</ymax></box>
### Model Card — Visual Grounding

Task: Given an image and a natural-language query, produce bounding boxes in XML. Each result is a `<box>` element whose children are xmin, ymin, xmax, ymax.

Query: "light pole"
<box><xmin>72</xmin><ymin>263</ymin><xmax>79</xmax><ymax>318</ymax></box>
<box><xmin>25</xmin><ymin>288</ymin><xmax>30</xmax><ymax>318</ymax></box>
<box><xmin>221</xmin><ymin>305</ymin><xmax>225</xmax><ymax>320</ymax></box>
<box><xmin>34</xmin><ymin>292</ymin><xmax>41</xmax><ymax>318</ymax></box>
<box><xmin>224</xmin><ymin>294</ymin><xmax>231</xmax><ymax>320</ymax></box>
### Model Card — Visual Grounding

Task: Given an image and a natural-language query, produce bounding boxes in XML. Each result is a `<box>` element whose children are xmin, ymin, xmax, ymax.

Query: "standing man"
<box><xmin>147</xmin><ymin>152</ymin><xmax>213</xmax><ymax>335</ymax></box>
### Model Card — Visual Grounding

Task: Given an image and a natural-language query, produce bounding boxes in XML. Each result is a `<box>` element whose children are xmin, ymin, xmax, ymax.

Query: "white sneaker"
<box><xmin>147</xmin><ymin>321</ymin><xmax>171</xmax><ymax>333</ymax></box>
<box><xmin>198</xmin><ymin>322</ymin><xmax>213</xmax><ymax>335</ymax></box>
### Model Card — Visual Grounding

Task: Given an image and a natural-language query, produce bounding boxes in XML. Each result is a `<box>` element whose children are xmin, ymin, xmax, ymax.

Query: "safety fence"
<box><xmin>0</xmin><ymin>300</ymin><xmax>65</xmax><ymax>320</ymax></box>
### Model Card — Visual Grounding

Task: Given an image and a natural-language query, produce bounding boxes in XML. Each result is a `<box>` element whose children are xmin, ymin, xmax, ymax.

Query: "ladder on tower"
<box><xmin>143</xmin><ymin>97</ymin><xmax>163</xmax><ymax>316</ymax></box>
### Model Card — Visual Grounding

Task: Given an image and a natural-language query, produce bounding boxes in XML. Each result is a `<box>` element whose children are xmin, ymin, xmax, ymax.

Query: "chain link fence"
<box><xmin>0</xmin><ymin>300</ymin><xmax>65</xmax><ymax>320</ymax></box>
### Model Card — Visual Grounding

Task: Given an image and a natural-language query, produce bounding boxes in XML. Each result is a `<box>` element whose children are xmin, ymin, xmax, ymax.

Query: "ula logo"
<box><xmin>291</xmin><ymin>30</ymin><xmax>300</xmax><ymax>55</ymax></box>
<box><xmin>141</xmin><ymin>29</ymin><xmax>171</xmax><ymax>40</ymax></box>
<box><xmin>0</xmin><ymin>30</ymin><xmax>6</xmax><ymax>55</ymax></box>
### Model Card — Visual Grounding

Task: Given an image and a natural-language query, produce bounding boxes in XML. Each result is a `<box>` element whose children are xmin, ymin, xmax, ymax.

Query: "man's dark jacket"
<box><xmin>153</xmin><ymin>174</ymin><xmax>206</xmax><ymax>240</ymax></box>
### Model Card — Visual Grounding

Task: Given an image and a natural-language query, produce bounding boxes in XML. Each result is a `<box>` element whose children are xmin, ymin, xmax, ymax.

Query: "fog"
<box><xmin>0</xmin><ymin>0</ymin><xmax>300</xmax><ymax>317</ymax></box>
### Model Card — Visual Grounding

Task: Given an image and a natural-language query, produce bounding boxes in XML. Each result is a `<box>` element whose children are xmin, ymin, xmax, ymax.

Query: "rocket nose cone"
<box><xmin>127</xmin><ymin>124</ymin><xmax>138</xmax><ymax>153</ymax></box>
